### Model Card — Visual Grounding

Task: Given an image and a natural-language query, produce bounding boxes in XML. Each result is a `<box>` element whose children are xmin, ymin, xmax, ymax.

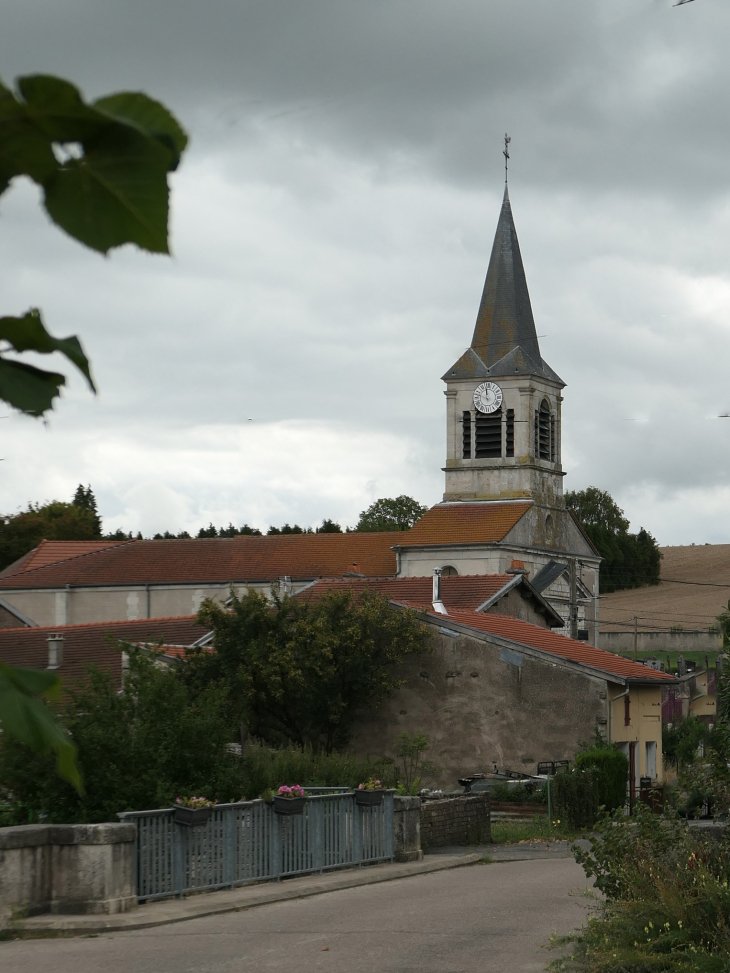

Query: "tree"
<box><xmin>191</xmin><ymin>589</ymin><xmax>433</xmax><ymax>752</ymax></box>
<box><xmin>0</xmin><ymin>487</ymin><xmax>104</xmax><ymax>572</ymax></box>
<box><xmin>72</xmin><ymin>484</ymin><xmax>102</xmax><ymax>535</ymax></box>
<box><xmin>355</xmin><ymin>496</ymin><xmax>428</xmax><ymax>532</ymax></box>
<box><xmin>0</xmin><ymin>648</ymin><xmax>240</xmax><ymax>822</ymax></box>
<box><xmin>317</xmin><ymin>519</ymin><xmax>342</xmax><ymax>533</ymax></box>
<box><xmin>564</xmin><ymin>487</ymin><xmax>629</xmax><ymax>535</ymax></box>
<box><xmin>565</xmin><ymin>487</ymin><xmax>661</xmax><ymax>593</ymax></box>
<box><xmin>267</xmin><ymin>523</ymin><xmax>312</xmax><ymax>535</ymax></box>
<box><xmin>0</xmin><ymin>73</ymin><xmax>187</xmax><ymax>788</ymax></box>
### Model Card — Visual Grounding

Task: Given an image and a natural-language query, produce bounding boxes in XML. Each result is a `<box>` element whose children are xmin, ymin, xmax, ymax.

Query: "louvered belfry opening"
<box><xmin>475</xmin><ymin>407</ymin><xmax>502</xmax><ymax>458</ymax></box>
<box><xmin>462</xmin><ymin>411</ymin><xmax>472</xmax><ymax>459</ymax></box>
<box><xmin>538</xmin><ymin>399</ymin><xmax>551</xmax><ymax>460</ymax></box>
<box><xmin>506</xmin><ymin>409</ymin><xmax>515</xmax><ymax>457</ymax></box>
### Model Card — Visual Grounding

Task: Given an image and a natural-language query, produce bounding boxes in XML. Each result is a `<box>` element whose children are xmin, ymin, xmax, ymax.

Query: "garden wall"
<box><xmin>419</xmin><ymin>794</ymin><xmax>490</xmax><ymax>849</ymax></box>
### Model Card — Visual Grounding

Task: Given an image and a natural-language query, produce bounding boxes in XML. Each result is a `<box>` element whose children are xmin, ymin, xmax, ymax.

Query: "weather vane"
<box><xmin>503</xmin><ymin>134</ymin><xmax>511</xmax><ymax>184</ymax></box>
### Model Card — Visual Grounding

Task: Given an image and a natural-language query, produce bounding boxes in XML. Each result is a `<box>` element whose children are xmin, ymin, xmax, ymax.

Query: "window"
<box><xmin>624</xmin><ymin>695</ymin><xmax>631</xmax><ymax>727</ymax></box>
<box><xmin>440</xmin><ymin>565</ymin><xmax>458</xmax><ymax>576</ymax></box>
<box><xmin>506</xmin><ymin>409</ymin><xmax>514</xmax><ymax>457</ymax></box>
<box><xmin>475</xmin><ymin>407</ymin><xmax>502</xmax><ymax>458</ymax></box>
<box><xmin>462</xmin><ymin>411</ymin><xmax>471</xmax><ymax>459</ymax></box>
<box><xmin>536</xmin><ymin>399</ymin><xmax>551</xmax><ymax>460</ymax></box>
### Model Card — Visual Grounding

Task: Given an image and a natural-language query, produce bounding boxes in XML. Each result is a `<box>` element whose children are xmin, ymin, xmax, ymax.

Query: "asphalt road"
<box><xmin>1</xmin><ymin>859</ymin><xmax>595</xmax><ymax>973</ymax></box>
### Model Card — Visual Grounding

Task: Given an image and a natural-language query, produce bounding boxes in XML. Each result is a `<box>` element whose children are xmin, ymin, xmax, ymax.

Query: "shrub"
<box><xmin>551</xmin><ymin>768</ymin><xmax>603</xmax><ymax>830</ymax></box>
<box><xmin>553</xmin><ymin>807</ymin><xmax>730</xmax><ymax>972</ymax></box>
<box><xmin>575</xmin><ymin>746</ymin><xmax>628</xmax><ymax>812</ymax></box>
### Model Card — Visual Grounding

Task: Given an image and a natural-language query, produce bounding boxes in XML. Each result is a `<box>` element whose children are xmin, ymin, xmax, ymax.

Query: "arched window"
<box><xmin>535</xmin><ymin>399</ymin><xmax>552</xmax><ymax>460</ymax></box>
<box><xmin>440</xmin><ymin>565</ymin><xmax>459</xmax><ymax>577</ymax></box>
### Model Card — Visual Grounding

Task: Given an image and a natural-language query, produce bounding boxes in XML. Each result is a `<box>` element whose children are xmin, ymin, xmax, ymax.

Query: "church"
<box><xmin>393</xmin><ymin>184</ymin><xmax>601</xmax><ymax>642</ymax></box>
<box><xmin>0</xmin><ymin>184</ymin><xmax>601</xmax><ymax>645</ymax></box>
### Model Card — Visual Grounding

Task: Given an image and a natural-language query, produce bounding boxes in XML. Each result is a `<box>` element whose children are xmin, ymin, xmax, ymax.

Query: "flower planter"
<box><xmin>174</xmin><ymin>805</ymin><xmax>214</xmax><ymax>828</ymax></box>
<box><xmin>273</xmin><ymin>796</ymin><xmax>306</xmax><ymax>816</ymax></box>
<box><xmin>354</xmin><ymin>789</ymin><xmax>385</xmax><ymax>807</ymax></box>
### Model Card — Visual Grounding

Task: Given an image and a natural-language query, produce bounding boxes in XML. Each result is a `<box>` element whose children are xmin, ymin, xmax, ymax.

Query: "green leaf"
<box><xmin>0</xmin><ymin>662</ymin><xmax>83</xmax><ymax>793</ymax></box>
<box><xmin>0</xmin><ymin>78</ymin><xmax>56</xmax><ymax>192</ymax></box>
<box><xmin>2</xmin><ymin>75</ymin><xmax>188</xmax><ymax>254</ymax></box>
<box><xmin>43</xmin><ymin>127</ymin><xmax>171</xmax><ymax>254</ymax></box>
<box><xmin>0</xmin><ymin>357</ymin><xmax>66</xmax><ymax>416</ymax></box>
<box><xmin>0</xmin><ymin>308</ymin><xmax>95</xmax><ymax>391</ymax></box>
<box><xmin>17</xmin><ymin>75</ymin><xmax>105</xmax><ymax>142</ymax></box>
<box><xmin>94</xmin><ymin>92</ymin><xmax>188</xmax><ymax>169</ymax></box>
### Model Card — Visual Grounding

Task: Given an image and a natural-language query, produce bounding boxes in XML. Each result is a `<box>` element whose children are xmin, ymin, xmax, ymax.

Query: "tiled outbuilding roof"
<box><xmin>0</xmin><ymin>533</ymin><xmax>406</xmax><ymax>589</ymax></box>
<box><xmin>0</xmin><ymin>616</ymin><xmax>206</xmax><ymax>690</ymax></box>
<box><xmin>399</xmin><ymin>501</ymin><xmax>532</xmax><ymax>547</ymax></box>
<box><xmin>0</xmin><ymin>539</ymin><xmax>131</xmax><ymax>578</ymax></box>
<box><xmin>432</xmin><ymin>609</ymin><xmax>675</xmax><ymax>683</ymax></box>
<box><xmin>298</xmin><ymin>575</ymin><xmax>516</xmax><ymax>612</ymax></box>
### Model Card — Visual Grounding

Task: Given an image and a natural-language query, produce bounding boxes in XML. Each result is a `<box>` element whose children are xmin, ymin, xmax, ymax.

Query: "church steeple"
<box><xmin>441</xmin><ymin>181</ymin><xmax>566</xmax><ymax>506</ymax></box>
<box><xmin>443</xmin><ymin>187</ymin><xmax>563</xmax><ymax>386</ymax></box>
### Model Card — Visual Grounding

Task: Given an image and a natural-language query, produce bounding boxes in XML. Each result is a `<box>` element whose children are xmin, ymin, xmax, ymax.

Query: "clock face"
<box><xmin>473</xmin><ymin>382</ymin><xmax>503</xmax><ymax>414</ymax></box>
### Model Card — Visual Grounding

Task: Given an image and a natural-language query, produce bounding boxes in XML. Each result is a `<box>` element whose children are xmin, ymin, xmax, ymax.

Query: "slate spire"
<box><xmin>471</xmin><ymin>185</ymin><xmax>541</xmax><ymax>368</ymax></box>
<box><xmin>443</xmin><ymin>187</ymin><xmax>563</xmax><ymax>385</ymax></box>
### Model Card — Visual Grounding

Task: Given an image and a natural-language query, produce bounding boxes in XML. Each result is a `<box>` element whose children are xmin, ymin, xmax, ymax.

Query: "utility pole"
<box><xmin>633</xmin><ymin>616</ymin><xmax>641</xmax><ymax>662</ymax></box>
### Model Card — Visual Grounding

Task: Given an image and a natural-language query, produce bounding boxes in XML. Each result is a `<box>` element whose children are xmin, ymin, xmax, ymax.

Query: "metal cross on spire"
<box><xmin>503</xmin><ymin>134</ymin><xmax>511</xmax><ymax>185</ymax></box>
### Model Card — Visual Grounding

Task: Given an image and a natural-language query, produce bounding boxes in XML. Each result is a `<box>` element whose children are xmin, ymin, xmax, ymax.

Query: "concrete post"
<box><xmin>393</xmin><ymin>796</ymin><xmax>422</xmax><ymax>862</ymax></box>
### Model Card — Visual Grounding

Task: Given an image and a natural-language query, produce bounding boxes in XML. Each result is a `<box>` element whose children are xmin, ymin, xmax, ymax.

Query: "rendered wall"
<box><xmin>350</xmin><ymin>623</ymin><xmax>608</xmax><ymax>788</ymax></box>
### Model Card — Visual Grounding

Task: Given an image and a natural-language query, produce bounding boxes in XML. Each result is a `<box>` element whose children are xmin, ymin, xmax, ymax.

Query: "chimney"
<box><xmin>47</xmin><ymin>633</ymin><xmax>64</xmax><ymax>669</ymax></box>
<box><xmin>432</xmin><ymin>568</ymin><xmax>447</xmax><ymax>615</ymax></box>
<box><xmin>343</xmin><ymin>563</ymin><xmax>366</xmax><ymax>578</ymax></box>
<box><xmin>505</xmin><ymin>559</ymin><xmax>529</xmax><ymax>576</ymax></box>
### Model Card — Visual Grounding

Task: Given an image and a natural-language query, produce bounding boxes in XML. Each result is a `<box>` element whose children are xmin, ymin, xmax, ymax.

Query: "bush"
<box><xmin>0</xmin><ymin>648</ymin><xmax>244</xmax><ymax>822</ymax></box>
<box><xmin>0</xmin><ymin>647</ymin><xmax>396</xmax><ymax>823</ymax></box>
<box><xmin>237</xmin><ymin>741</ymin><xmax>393</xmax><ymax>799</ymax></box>
<box><xmin>575</xmin><ymin>746</ymin><xmax>628</xmax><ymax>812</ymax></box>
<box><xmin>552</xmin><ymin>807</ymin><xmax>730</xmax><ymax>972</ymax></box>
<box><xmin>551</xmin><ymin>768</ymin><xmax>603</xmax><ymax>830</ymax></box>
<box><xmin>489</xmin><ymin>781</ymin><xmax>548</xmax><ymax>804</ymax></box>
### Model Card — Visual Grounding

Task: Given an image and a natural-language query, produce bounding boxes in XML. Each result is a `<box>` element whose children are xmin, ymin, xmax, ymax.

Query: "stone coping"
<box><xmin>0</xmin><ymin>823</ymin><xmax>136</xmax><ymax>850</ymax></box>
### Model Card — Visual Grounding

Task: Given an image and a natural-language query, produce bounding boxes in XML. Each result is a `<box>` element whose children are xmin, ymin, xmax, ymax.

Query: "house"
<box><xmin>297</xmin><ymin>575</ymin><xmax>673</xmax><ymax>792</ymax></box>
<box><xmin>0</xmin><ymin>616</ymin><xmax>207</xmax><ymax>691</ymax></box>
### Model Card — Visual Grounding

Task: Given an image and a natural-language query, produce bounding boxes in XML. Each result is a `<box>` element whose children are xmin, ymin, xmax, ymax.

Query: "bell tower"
<box><xmin>442</xmin><ymin>184</ymin><xmax>566</xmax><ymax>506</ymax></box>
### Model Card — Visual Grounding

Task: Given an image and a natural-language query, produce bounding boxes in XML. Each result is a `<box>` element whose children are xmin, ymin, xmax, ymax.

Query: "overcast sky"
<box><xmin>1</xmin><ymin>0</ymin><xmax>729</xmax><ymax>542</ymax></box>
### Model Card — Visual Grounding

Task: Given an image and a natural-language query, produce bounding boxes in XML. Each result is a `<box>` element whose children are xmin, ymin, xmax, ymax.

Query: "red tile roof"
<box><xmin>401</xmin><ymin>501</ymin><xmax>532</xmax><ymax>546</ymax></box>
<box><xmin>298</xmin><ymin>575</ymin><xmax>516</xmax><ymax>612</ymax></box>
<box><xmin>0</xmin><ymin>533</ymin><xmax>406</xmax><ymax>589</ymax></box>
<box><xmin>0</xmin><ymin>539</ymin><xmax>131</xmax><ymax>578</ymax></box>
<box><xmin>432</xmin><ymin>609</ymin><xmax>675</xmax><ymax>682</ymax></box>
<box><xmin>0</xmin><ymin>616</ymin><xmax>206</xmax><ymax>690</ymax></box>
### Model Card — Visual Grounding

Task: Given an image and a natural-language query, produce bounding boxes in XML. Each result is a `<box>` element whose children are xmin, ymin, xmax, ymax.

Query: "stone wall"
<box><xmin>350</xmin><ymin>617</ymin><xmax>608</xmax><ymax>789</ymax></box>
<box><xmin>0</xmin><ymin>823</ymin><xmax>137</xmax><ymax>923</ymax></box>
<box><xmin>419</xmin><ymin>794</ymin><xmax>490</xmax><ymax>849</ymax></box>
